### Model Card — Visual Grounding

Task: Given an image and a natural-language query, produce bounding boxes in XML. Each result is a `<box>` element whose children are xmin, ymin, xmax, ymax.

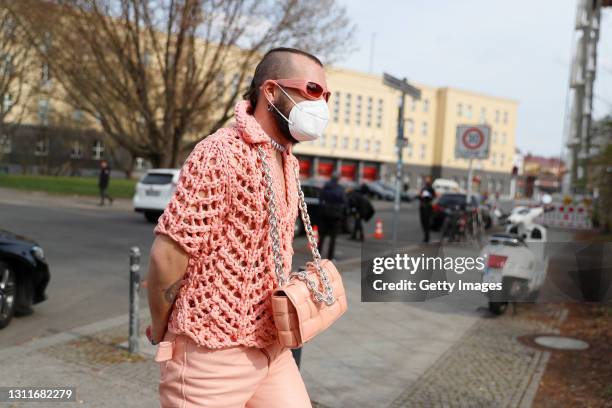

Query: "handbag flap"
<box><xmin>278</xmin><ymin>259</ymin><xmax>348</xmax><ymax>343</ymax></box>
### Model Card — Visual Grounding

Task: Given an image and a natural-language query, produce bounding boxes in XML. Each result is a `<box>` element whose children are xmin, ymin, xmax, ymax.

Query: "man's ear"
<box><xmin>261</xmin><ymin>80</ymin><xmax>276</xmax><ymax>104</ymax></box>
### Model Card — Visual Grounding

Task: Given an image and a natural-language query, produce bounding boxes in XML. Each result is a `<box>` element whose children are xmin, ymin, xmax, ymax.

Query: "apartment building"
<box><xmin>1</xmin><ymin>57</ymin><xmax>517</xmax><ymax>193</ymax></box>
<box><xmin>293</xmin><ymin>67</ymin><xmax>518</xmax><ymax>194</ymax></box>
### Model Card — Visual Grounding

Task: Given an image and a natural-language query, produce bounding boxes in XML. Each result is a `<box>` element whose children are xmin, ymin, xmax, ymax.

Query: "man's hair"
<box><xmin>243</xmin><ymin>47</ymin><xmax>323</xmax><ymax>112</ymax></box>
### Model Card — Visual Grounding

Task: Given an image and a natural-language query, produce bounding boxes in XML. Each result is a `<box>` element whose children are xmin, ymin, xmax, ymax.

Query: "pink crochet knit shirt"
<box><xmin>154</xmin><ymin>100</ymin><xmax>299</xmax><ymax>349</ymax></box>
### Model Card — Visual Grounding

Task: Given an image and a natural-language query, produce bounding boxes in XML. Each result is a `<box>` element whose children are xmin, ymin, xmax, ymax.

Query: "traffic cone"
<box><xmin>310</xmin><ymin>225</ymin><xmax>320</xmax><ymax>249</ymax></box>
<box><xmin>373</xmin><ymin>218</ymin><xmax>384</xmax><ymax>239</ymax></box>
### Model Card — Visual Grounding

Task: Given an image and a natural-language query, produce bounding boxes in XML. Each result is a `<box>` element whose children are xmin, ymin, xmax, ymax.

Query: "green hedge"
<box><xmin>0</xmin><ymin>174</ymin><xmax>137</xmax><ymax>199</ymax></box>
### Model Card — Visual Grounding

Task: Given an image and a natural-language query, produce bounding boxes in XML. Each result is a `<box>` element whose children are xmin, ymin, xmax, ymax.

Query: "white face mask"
<box><xmin>268</xmin><ymin>84</ymin><xmax>329</xmax><ymax>142</ymax></box>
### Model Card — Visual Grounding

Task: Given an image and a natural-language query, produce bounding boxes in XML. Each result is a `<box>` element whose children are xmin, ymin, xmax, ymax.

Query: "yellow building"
<box><xmin>292</xmin><ymin>67</ymin><xmax>518</xmax><ymax>194</ymax></box>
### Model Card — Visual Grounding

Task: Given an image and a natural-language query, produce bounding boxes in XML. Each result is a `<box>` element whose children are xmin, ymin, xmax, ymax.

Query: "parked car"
<box><xmin>431</xmin><ymin>193</ymin><xmax>492</xmax><ymax>231</ymax></box>
<box><xmin>133</xmin><ymin>169</ymin><xmax>181</xmax><ymax>223</ymax></box>
<box><xmin>0</xmin><ymin>229</ymin><xmax>50</xmax><ymax>329</ymax></box>
<box><xmin>364</xmin><ymin>181</ymin><xmax>394</xmax><ymax>201</ymax></box>
<box><xmin>432</xmin><ymin>178</ymin><xmax>460</xmax><ymax>195</ymax></box>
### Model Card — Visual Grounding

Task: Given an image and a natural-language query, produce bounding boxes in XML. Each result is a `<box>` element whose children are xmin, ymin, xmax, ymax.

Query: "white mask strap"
<box><xmin>265</xmin><ymin>85</ymin><xmax>295</xmax><ymax>125</ymax></box>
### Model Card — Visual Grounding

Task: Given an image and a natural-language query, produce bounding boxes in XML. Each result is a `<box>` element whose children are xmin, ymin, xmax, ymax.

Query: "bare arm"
<box><xmin>146</xmin><ymin>234</ymin><xmax>189</xmax><ymax>344</ymax></box>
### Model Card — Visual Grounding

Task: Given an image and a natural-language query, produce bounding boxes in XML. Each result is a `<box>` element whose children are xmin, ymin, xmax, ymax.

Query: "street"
<box><xmin>0</xmin><ymin>190</ymin><xmax>432</xmax><ymax>347</ymax></box>
<box><xmin>0</xmin><ymin>190</ymin><xmax>576</xmax><ymax>407</ymax></box>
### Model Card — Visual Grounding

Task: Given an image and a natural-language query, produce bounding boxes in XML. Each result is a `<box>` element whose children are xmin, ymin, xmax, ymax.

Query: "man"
<box><xmin>98</xmin><ymin>160</ymin><xmax>113</xmax><ymax>206</ymax></box>
<box><xmin>347</xmin><ymin>184</ymin><xmax>374</xmax><ymax>241</ymax></box>
<box><xmin>317</xmin><ymin>174</ymin><xmax>347</xmax><ymax>259</ymax></box>
<box><xmin>147</xmin><ymin>47</ymin><xmax>329</xmax><ymax>408</ymax></box>
<box><xmin>418</xmin><ymin>175</ymin><xmax>436</xmax><ymax>242</ymax></box>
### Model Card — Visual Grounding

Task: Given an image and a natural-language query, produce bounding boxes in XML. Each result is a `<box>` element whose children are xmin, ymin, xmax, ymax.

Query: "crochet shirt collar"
<box><xmin>233</xmin><ymin>100</ymin><xmax>293</xmax><ymax>155</ymax></box>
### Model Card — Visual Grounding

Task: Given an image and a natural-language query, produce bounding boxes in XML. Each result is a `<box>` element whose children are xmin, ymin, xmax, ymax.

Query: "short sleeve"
<box><xmin>154</xmin><ymin>137</ymin><xmax>227</xmax><ymax>257</ymax></box>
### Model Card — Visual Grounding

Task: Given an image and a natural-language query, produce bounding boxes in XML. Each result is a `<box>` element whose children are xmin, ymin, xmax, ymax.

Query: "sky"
<box><xmin>337</xmin><ymin>0</ymin><xmax>612</xmax><ymax>157</ymax></box>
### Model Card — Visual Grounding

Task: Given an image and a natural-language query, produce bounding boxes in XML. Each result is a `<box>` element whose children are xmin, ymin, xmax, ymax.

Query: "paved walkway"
<box><xmin>0</xmin><ymin>253</ymin><xmax>565</xmax><ymax>407</ymax></box>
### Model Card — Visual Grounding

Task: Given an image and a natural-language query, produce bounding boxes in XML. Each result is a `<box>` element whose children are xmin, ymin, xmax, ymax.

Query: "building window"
<box><xmin>466</xmin><ymin>105</ymin><xmax>472</xmax><ymax>119</ymax></box>
<box><xmin>355</xmin><ymin>95</ymin><xmax>362</xmax><ymax>126</ymax></box>
<box><xmin>342</xmin><ymin>136</ymin><xmax>349</xmax><ymax>149</ymax></box>
<box><xmin>331</xmin><ymin>134</ymin><xmax>337</xmax><ymax>148</ymax></box>
<box><xmin>320</xmin><ymin>134</ymin><xmax>327</xmax><ymax>147</ymax></box>
<box><xmin>230</xmin><ymin>73</ymin><xmax>240</xmax><ymax>96</ymax></box>
<box><xmin>353</xmin><ymin>138</ymin><xmax>360</xmax><ymax>150</ymax></box>
<box><xmin>500</xmin><ymin>152</ymin><xmax>505</xmax><ymax>166</ymax></box>
<box><xmin>70</xmin><ymin>140</ymin><xmax>83</xmax><ymax>159</ymax></box>
<box><xmin>374</xmin><ymin>140</ymin><xmax>381</xmax><ymax>153</ymax></box>
<box><xmin>40</xmin><ymin>63</ymin><xmax>51</xmax><ymax>84</ymax></box>
<box><xmin>420</xmin><ymin>144</ymin><xmax>426</xmax><ymax>160</ymax></box>
<box><xmin>423</xmin><ymin>98</ymin><xmax>429</xmax><ymax>113</ymax></box>
<box><xmin>407</xmin><ymin>142</ymin><xmax>413</xmax><ymax>158</ymax></box>
<box><xmin>364</xmin><ymin>139</ymin><xmax>370</xmax><ymax>152</ymax></box>
<box><xmin>214</xmin><ymin>72</ymin><xmax>225</xmax><ymax>92</ymax></box>
<box><xmin>411</xmin><ymin>98</ymin><xmax>417</xmax><ymax>112</ymax></box>
<box><xmin>92</xmin><ymin>139</ymin><xmax>105</xmax><ymax>160</ymax></box>
<box><xmin>2</xmin><ymin>93</ymin><xmax>12</xmax><ymax>111</ymax></box>
<box><xmin>492</xmin><ymin>132</ymin><xmax>497</xmax><ymax>144</ymax></box>
<box><xmin>333</xmin><ymin>92</ymin><xmax>340</xmax><ymax>123</ymax></box>
<box><xmin>366</xmin><ymin>96</ymin><xmax>372</xmax><ymax>127</ymax></box>
<box><xmin>501</xmin><ymin>132</ymin><xmax>507</xmax><ymax>145</ymax></box>
<box><xmin>376</xmin><ymin>98</ymin><xmax>383</xmax><ymax>128</ymax></box>
<box><xmin>421</xmin><ymin>121</ymin><xmax>428</xmax><ymax>137</ymax></box>
<box><xmin>34</xmin><ymin>136</ymin><xmax>49</xmax><ymax>156</ymax></box>
<box><xmin>38</xmin><ymin>99</ymin><xmax>50</xmax><ymax>126</ymax></box>
<box><xmin>492</xmin><ymin>152</ymin><xmax>497</xmax><ymax>166</ymax></box>
<box><xmin>457</xmin><ymin>103</ymin><xmax>463</xmax><ymax>116</ymax></box>
<box><xmin>73</xmin><ymin>109</ymin><xmax>84</xmax><ymax>124</ymax></box>
<box><xmin>407</xmin><ymin>119</ymin><xmax>414</xmax><ymax>134</ymax></box>
<box><xmin>0</xmin><ymin>133</ymin><xmax>11</xmax><ymax>154</ymax></box>
<box><xmin>344</xmin><ymin>93</ymin><xmax>352</xmax><ymax>125</ymax></box>
<box><xmin>495</xmin><ymin>110</ymin><xmax>500</xmax><ymax>123</ymax></box>
<box><xmin>480</xmin><ymin>107</ymin><xmax>486</xmax><ymax>122</ymax></box>
<box><xmin>503</xmin><ymin>111</ymin><xmax>508</xmax><ymax>124</ymax></box>
<box><xmin>1</xmin><ymin>54</ymin><xmax>13</xmax><ymax>75</ymax></box>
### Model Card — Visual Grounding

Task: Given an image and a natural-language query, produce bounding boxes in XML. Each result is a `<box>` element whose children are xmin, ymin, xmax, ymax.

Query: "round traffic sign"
<box><xmin>461</xmin><ymin>127</ymin><xmax>485</xmax><ymax>150</ymax></box>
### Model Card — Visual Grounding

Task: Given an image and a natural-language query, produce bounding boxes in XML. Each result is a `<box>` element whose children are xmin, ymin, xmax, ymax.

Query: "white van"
<box><xmin>432</xmin><ymin>178</ymin><xmax>460</xmax><ymax>194</ymax></box>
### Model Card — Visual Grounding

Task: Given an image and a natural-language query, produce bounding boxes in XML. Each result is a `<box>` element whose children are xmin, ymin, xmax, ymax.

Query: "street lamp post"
<box><xmin>383</xmin><ymin>73</ymin><xmax>421</xmax><ymax>246</ymax></box>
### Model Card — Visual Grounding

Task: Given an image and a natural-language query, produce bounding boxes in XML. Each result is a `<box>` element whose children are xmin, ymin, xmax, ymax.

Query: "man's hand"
<box><xmin>146</xmin><ymin>235</ymin><xmax>189</xmax><ymax>344</ymax></box>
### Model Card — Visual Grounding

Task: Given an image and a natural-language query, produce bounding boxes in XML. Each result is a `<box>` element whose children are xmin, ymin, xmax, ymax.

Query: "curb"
<box><xmin>0</xmin><ymin>308</ymin><xmax>151</xmax><ymax>361</ymax></box>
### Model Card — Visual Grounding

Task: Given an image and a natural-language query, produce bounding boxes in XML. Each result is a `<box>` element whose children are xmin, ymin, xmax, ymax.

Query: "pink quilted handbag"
<box><xmin>257</xmin><ymin>146</ymin><xmax>348</xmax><ymax>349</ymax></box>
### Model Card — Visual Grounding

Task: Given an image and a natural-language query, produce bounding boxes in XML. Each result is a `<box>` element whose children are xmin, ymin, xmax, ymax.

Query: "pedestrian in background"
<box><xmin>98</xmin><ymin>160</ymin><xmax>114</xmax><ymax>206</ymax></box>
<box><xmin>317</xmin><ymin>174</ymin><xmax>347</xmax><ymax>260</ymax></box>
<box><xmin>418</xmin><ymin>175</ymin><xmax>436</xmax><ymax>242</ymax></box>
<box><xmin>348</xmin><ymin>184</ymin><xmax>374</xmax><ymax>241</ymax></box>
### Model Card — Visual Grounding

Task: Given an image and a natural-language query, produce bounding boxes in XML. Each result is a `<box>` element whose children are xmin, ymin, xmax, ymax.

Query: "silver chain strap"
<box><xmin>256</xmin><ymin>145</ymin><xmax>335</xmax><ymax>306</ymax></box>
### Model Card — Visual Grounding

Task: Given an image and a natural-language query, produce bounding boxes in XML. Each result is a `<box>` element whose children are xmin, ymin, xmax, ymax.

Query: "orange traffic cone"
<box><xmin>372</xmin><ymin>218</ymin><xmax>384</xmax><ymax>239</ymax></box>
<box><xmin>311</xmin><ymin>225</ymin><xmax>320</xmax><ymax>248</ymax></box>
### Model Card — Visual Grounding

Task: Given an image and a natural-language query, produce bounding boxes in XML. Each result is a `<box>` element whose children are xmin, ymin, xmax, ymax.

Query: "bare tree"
<box><xmin>0</xmin><ymin>8</ymin><xmax>38</xmax><ymax>164</ymax></box>
<box><xmin>11</xmin><ymin>0</ymin><xmax>355</xmax><ymax>169</ymax></box>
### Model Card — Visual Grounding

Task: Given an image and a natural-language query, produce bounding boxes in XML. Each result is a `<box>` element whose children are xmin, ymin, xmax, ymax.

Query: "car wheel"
<box><xmin>0</xmin><ymin>261</ymin><xmax>16</xmax><ymax>328</ymax></box>
<box><xmin>488</xmin><ymin>301</ymin><xmax>508</xmax><ymax>316</ymax></box>
<box><xmin>144</xmin><ymin>211</ymin><xmax>161</xmax><ymax>223</ymax></box>
<box><xmin>294</xmin><ymin>218</ymin><xmax>305</xmax><ymax>236</ymax></box>
<box><xmin>484</xmin><ymin>215</ymin><xmax>492</xmax><ymax>229</ymax></box>
<box><xmin>14</xmin><ymin>276</ymin><xmax>34</xmax><ymax>317</ymax></box>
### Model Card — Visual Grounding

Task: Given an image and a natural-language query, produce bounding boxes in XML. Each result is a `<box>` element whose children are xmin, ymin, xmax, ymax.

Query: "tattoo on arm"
<box><xmin>163</xmin><ymin>279</ymin><xmax>185</xmax><ymax>304</ymax></box>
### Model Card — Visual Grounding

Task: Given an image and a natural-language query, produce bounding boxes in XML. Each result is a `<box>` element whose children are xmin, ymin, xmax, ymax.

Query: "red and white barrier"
<box><xmin>535</xmin><ymin>204</ymin><xmax>592</xmax><ymax>229</ymax></box>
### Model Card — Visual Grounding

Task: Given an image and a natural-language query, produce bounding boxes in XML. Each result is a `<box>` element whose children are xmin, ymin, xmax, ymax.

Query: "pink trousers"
<box><xmin>155</xmin><ymin>331</ymin><xmax>312</xmax><ymax>408</ymax></box>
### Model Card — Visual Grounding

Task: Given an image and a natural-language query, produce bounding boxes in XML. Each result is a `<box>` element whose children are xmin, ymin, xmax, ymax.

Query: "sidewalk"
<box><xmin>0</xmin><ymin>256</ymin><xmax>566</xmax><ymax>408</ymax></box>
<box><xmin>0</xmin><ymin>186</ymin><xmax>399</xmax><ymax>214</ymax></box>
<box><xmin>0</xmin><ymin>187</ymin><xmax>133</xmax><ymax>213</ymax></box>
